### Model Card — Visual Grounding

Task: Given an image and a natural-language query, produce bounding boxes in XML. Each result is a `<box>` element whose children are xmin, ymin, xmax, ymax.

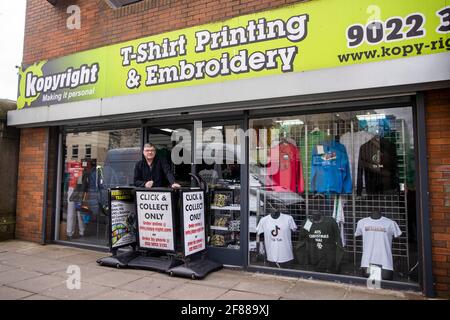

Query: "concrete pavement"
<box><xmin>0</xmin><ymin>240</ymin><xmax>425</xmax><ymax>300</ymax></box>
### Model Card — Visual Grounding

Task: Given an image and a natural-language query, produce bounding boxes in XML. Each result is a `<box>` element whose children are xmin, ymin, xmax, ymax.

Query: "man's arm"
<box><xmin>160</xmin><ymin>157</ymin><xmax>176</xmax><ymax>185</ymax></box>
<box><xmin>133</xmin><ymin>161</ymin><xmax>147</xmax><ymax>187</ymax></box>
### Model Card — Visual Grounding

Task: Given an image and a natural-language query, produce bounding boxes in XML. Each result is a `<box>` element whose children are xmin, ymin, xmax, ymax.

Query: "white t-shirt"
<box><xmin>355</xmin><ymin>216</ymin><xmax>402</xmax><ymax>271</ymax></box>
<box><xmin>256</xmin><ymin>213</ymin><xmax>297</xmax><ymax>263</ymax></box>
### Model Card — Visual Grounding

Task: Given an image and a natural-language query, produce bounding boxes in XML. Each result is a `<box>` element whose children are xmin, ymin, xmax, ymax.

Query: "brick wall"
<box><xmin>425</xmin><ymin>88</ymin><xmax>450</xmax><ymax>298</ymax></box>
<box><xmin>15</xmin><ymin>127</ymin><xmax>59</xmax><ymax>243</ymax></box>
<box><xmin>23</xmin><ymin>0</ymin><xmax>306</xmax><ymax>64</ymax></box>
<box><xmin>15</xmin><ymin>128</ymin><xmax>46</xmax><ymax>242</ymax></box>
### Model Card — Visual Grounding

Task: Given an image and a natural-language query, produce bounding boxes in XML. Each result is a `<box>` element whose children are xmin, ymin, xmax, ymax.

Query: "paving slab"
<box><xmin>41</xmin><ymin>282</ymin><xmax>112</xmax><ymax>300</ymax></box>
<box><xmin>160</xmin><ymin>283</ymin><xmax>228</xmax><ymax>300</ymax></box>
<box><xmin>85</xmin><ymin>270</ymin><xmax>144</xmax><ymax>288</ymax></box>
<box><xmin>23</xmin><ymin>258</ymin><xmax>71</xmax><ymax>274</ymax></box>
<box><xmin>0</xmin><ymin>286</ymin><xmax>34</xmax><ymax>300</ymax></box>
<box><xmin>59</xmin><ymin>252</ymin><xmax>107</xmax><ymax>265</ymax></box>
<box><xmin>37</xmin><ymin>248</ymin><xmax>85</xmax><ymax>260</ymax></box>
<box><xmin>195</xmin><ymin>271</ymin><xmax>249</xmax><ymax>289</ymax></box>
<box><xmin>51</xmin><ymin>265</ymin><xmax>110</xmax><ymax>281</ymax></box>
<box><xmin>0</xmin><ymin>252</ymin><xmax>28</xmax><ymax>263</ymax></box>
<box><xmin>150</xmin><ymin>271</ymin><xmax>191</xmax><ymax>284</ymax></box>
<box><xmin>0</xmin><ymin>264</ymin><xmax>13</xmax><ymax>273</ymax></box>
<box><xmin>232</xmin><ymin>278</ymin><xmax>295</xmax><ymax>296</ymax></box>
<box><xmin>7</xmin><ymin>275</ymin><xmax>66</xmax><ymax>293</ymax></box>
<box><xmin>120</xmin><ymin>276</ymin><xmax>180</xmax><ymax>297</ymax></box>
<box><xmin>115</xmin><ymin>268</ymin><xmax>156</xmax><ymax>277</ymax></box>
<box><xmin>91</xmin><ymin>288</ymin><xmax>152</xmax><ymax>300</ymax></box>
<box><xmin>281</xmin><ymin>281</ymin><xmax>348</xmax><ymax>300</ymax></box>
<box><xmin>0</xmin><ymin>255</ymin><xmax>50</xmax><ymax>268</ymax></box>
<box><xmin>0</xmin><ymin>241</ymin><xmax>40</xmax><ymax>252</ymax></box>
<box><xmin>0</xmin><ymin>242</ymin><xmax>428</xmax><ymax>300</ymax></box>
<box><xmin>344</xmin><ymin>285</ymin><xmax>407</xmax><ymax>300</ymax></box>
<box><xmin>22</xmin><ymin>294</ymin><xmax>59</xmax><ymax>300</ymax></box>
<box><xmin>217</xmin><ymin>290</ymin><xmax>280</xmax><ymax>300</ymax></box>
<box><xmin>15</xmin><ymin>246</ymin><xmax>51</xmax><ymax>256</ymax></box>
<box><xmin>0</xmin><ymin>269</ymin><xmax>43</xmax><ymax>285</ymax></box>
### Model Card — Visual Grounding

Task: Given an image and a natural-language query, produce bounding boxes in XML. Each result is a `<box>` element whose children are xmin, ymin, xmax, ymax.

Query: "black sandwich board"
<box><xmin>167</xmin><ymin>188</ymin><xmax>222</xmax><ymax>279</ymax></box>
<box><xmin>97</xmin><ymin>187</ymin><xmax>140</xmax><ymax>268</ymax></box>
<box><xmin>126</xmin><ymin>188</ymin><xmax>183</xmax><ymax>272</ymax></box>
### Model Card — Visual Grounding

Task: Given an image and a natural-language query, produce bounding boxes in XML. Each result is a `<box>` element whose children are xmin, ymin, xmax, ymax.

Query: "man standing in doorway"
<box><xmin>134</xmin><ymin>143</ymin><xmax>181</xmax><ymax>189</ymax></box>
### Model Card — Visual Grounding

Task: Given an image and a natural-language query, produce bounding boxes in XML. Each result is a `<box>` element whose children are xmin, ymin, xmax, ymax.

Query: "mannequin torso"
<box><xmin>370</xmin><ymin>210</ymin><xmax>382</xmax><ymax>220</ymax></box>
<box><xmin>271</xmin><ymin>211</ymin><xmax>281</xmax><ymax>219</ymax></box>
<box><xmin>363</xmin><ymin>210</ymin><xmax>394</xmax><ymax>280</ymax></box>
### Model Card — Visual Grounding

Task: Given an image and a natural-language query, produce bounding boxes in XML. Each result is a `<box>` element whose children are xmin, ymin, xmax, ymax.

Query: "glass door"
<box><xmin>194</xmin><ymin>121</ymin><xmax>245</xmax><ymax>266</ymax></box>
<box><xmin>146</xmin><ymin>124</ymin><xmax>193</xmax><ymax>187</ymax></box>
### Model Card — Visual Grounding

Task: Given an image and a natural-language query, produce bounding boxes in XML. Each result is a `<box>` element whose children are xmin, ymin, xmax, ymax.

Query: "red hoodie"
<box><xmin>266</xmin><ymin>142</ymin><xmax>304</xmax><ymax>193</ymax></box>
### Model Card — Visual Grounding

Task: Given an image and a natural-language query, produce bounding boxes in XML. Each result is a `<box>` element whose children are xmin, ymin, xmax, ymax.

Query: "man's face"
<box><xmin>143</xmin><ymin>146</ymin><xmax>156</xmax><ymax>162</ymax></box>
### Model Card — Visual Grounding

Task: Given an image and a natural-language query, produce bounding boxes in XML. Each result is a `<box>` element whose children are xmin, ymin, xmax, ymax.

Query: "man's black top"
<box><xmin>133</xmin><ymin>156</ymin><xmax>176</xmax><ymax>188</ymax></box>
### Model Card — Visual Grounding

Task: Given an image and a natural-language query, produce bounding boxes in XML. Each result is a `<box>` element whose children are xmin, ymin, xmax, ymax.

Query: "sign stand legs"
<box><xmin>97</xmin><ymin>246</ymin><xmax>140</xmax><ymax>269</ymax></box>
<box><xmin>167</xmin><ymin>252</ymin><xmax>223</xmax><ymax>279</ymax></box>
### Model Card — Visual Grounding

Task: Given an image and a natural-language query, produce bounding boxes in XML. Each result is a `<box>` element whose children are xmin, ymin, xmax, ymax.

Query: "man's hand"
<box><xmin>171</xmin><ymin>183</ymin><xmax>181</xmax><ymax>189</ymax></box>
<box><xmin>145</xmin><ymin>181</ymin><xmax>154</xmax><ymax>188</ymax></box>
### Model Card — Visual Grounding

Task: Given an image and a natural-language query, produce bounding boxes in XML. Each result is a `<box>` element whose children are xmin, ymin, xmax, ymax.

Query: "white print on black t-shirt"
<box><xmin>309</xmin><ymin>230</ymin><xmax>330</xmax><ymax>250</ymax></box>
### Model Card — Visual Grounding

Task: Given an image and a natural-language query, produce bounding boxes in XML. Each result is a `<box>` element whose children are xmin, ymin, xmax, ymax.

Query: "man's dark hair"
<box><xmin>143</xmin><ymin>143</ymin><xmax>156</xmax><ymax>150</ymax></box>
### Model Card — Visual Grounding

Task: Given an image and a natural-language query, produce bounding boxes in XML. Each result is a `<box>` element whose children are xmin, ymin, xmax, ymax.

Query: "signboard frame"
<box><xmin>134</xmin><ymin>187</ymin><xmax>178</xmax><ymax>253</ymax></box>
<box><xmin>179</xmin><ymin>189</ymin><xmax>207</xmax><ymax>258</ymax></box>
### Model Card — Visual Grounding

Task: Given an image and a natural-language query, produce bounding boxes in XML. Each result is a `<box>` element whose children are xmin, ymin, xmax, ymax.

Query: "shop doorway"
<box><xmin>146</xmin><ymin>124</ymin><xmax>193</xmax><ymax>187</ymax></box>
<box><xmin>193</xmin><ymin>121</ymin><xmax>245</xmax><ymax>266</ymax></box>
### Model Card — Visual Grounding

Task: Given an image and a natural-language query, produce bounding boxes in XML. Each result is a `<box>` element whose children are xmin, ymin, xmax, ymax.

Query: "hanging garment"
<box><xmin>332</xmin><ymin>195</ymin><xmax>346</xmax><ymax>247</ymax></box>
<box><xmin>300</xmin><ymin>130</ymin><xmax>327</xmax><ymax>178</ymax></box>
<box><xmin>355</xmin><ymin>216</ymin><xmax>402</xmax><ymax>271</ymax></box>
<box><xmin>310</xmin><ymin>140</ymin><xmax>352</xmax><ymax>194</ymax></box>
<box><xmin>297</xmin><ymin>216</ymin><xmax>343</xmax><ymax>273</ymax></box>
<box><xmin>266</xmin><ymin>141</ymin><xmax>304</xmax><ymax>193</ymax></box>
<box><xmin>339</xmin><ymin>131</ymin><xmax>374</xmax><ymax>181</ymax></box>
<box><xmin>356</xmin><ymin>136</ymin><xmax>398</xmax><ymax>195</ymax></box>
<box><xmin>256</xmin><ymin>213</ymin><xmax>297</xmax><ymax>263</ymax></box>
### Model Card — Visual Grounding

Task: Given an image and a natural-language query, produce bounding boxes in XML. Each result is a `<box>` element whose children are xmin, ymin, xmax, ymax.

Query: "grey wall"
<box><xmin>0</xmin><ymin>100</ymin><xmax>20</xmax><ymax>217</ymax></box>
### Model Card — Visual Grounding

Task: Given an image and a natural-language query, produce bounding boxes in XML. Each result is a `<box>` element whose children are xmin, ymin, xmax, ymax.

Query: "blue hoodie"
<box><xmin>310</xmin><ymin>140</ymin><xmax>352</xmax><ymax>194</ymax></box>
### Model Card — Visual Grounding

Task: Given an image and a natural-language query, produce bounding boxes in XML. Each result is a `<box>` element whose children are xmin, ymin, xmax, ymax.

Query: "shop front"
<box><xmin>8</xmin><ymin>0</ymin><xmax>450</xmax><ymax>297</ymax></box>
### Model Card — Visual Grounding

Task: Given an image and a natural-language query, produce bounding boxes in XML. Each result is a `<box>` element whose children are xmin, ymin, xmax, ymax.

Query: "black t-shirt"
<box><xmin>356</xmin><ymin>136</ymin><xmax>398</xmax><ymax>195</ymax></box>
<box><xmin>297</xmin><ymin>216</ymin><xmax>342</xmax><ymax>273</ymax></box>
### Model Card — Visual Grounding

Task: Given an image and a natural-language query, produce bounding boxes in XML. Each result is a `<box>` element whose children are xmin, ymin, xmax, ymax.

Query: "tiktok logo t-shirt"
<box><xmin>256</xmin><ymin>213</ymin><xmax>297</xmax><ymax>263</ymax></box>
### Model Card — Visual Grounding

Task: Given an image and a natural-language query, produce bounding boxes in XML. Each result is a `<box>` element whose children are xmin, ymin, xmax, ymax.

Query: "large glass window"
<box><xmin>59</xmin><ymin>128</ymin><xmax>141</xmax><ymax>246</ymax></box>
<box><xmin>249</xmin><ymin>107</ymin><xmax>418</xmax><ymax>284</ymax></box>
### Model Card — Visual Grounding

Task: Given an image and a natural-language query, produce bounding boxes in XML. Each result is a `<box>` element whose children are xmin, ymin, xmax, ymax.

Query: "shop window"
<box><xmin>248</xmin><ymin>107</ymin><xmax>418</xmax><ymax>284</ymax></box>
<box><xmin>71</xmin><ymin>144</ymin><xmax>79</xmax><ymax>159</ymax></box>
<box><xmin>59</xmin><ymin>128</ymin><xmax>141</xmax><ymax>246</ymax></box>
<box><xmin>85</xmin><ymin>144</ymin><xmax>92</xmax><ymax>159</ymax></box>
